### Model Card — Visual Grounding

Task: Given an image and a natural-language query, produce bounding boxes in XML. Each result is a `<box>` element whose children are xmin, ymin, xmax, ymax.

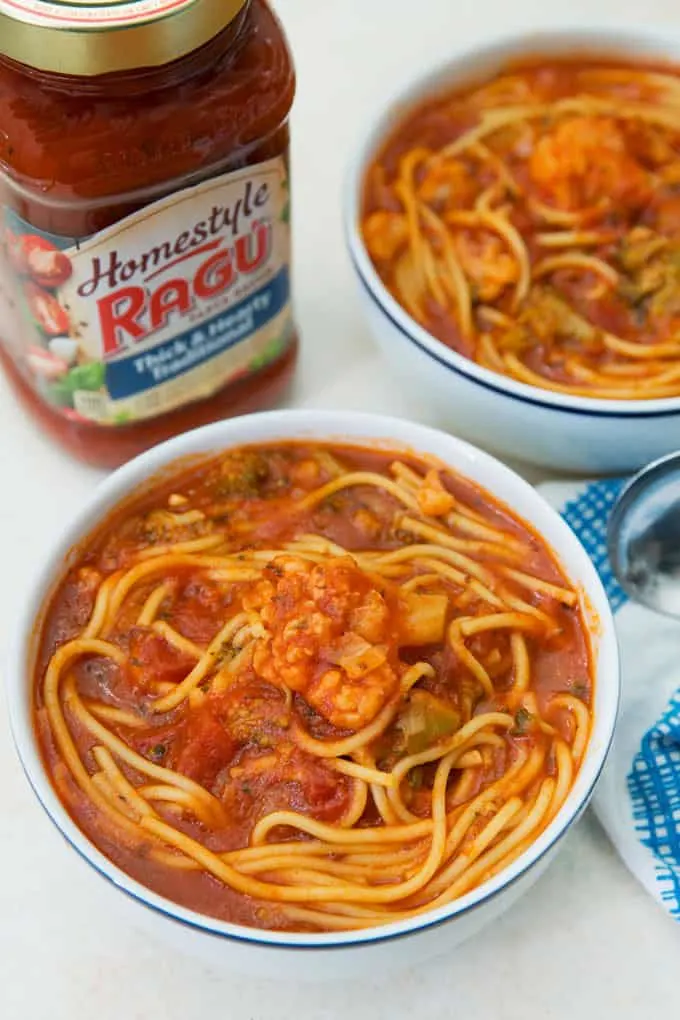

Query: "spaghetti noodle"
<box><xmin>35</xmin><ymin>442</ymin><xmax>592</xmax><ymax>932</ymax></box>
<box><xmin>362</xmin><ymin>59</ymin><xmax>680</xmax><ymax>399</ymax></box>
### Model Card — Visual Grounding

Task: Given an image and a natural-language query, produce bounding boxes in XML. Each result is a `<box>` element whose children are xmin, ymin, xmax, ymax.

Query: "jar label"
<box><xmin>0</xmin><ymin>155</ymin><xmax>293</xmax><ymax>426</ymax></box>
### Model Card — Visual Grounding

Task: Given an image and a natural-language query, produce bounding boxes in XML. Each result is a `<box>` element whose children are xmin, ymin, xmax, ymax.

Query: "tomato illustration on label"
<box><xmin>22</xmin><ymin>236</ymin><xmax>73</xmax><ymax>289</ymax></box>
<box><xmin>4</xmin><ymin>231</ymin><xmax>73</xmax><ymax>289</ymax></box>
<box><xmin>24</xmin><ymin>281</ymin><xmax>71</xmax><ymax>336</ymax></box>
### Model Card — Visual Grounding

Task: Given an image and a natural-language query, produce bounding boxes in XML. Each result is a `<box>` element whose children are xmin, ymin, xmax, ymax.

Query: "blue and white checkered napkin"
<box><xmin>539</xmin><ymin>477</ymin><xmax>680</xmax><ymax>921</ymax></box>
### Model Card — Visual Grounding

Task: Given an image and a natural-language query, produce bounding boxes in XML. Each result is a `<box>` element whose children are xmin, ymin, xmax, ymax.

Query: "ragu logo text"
<box><xmin>76</xmin><ymin>180</ymin><xmax>272</xmax><ymax>357</ymax></box>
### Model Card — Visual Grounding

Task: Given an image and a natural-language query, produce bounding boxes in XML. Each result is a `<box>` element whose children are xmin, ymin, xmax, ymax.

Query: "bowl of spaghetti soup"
<box><xmin>346</xmin><ymin>28</ymin><xmax>680</xmax><ymax>473</ymax></box>
<box><xmin>8</xmin><ymin>411</ymin><xmax>618</xmax><ymax>972</ymax></box>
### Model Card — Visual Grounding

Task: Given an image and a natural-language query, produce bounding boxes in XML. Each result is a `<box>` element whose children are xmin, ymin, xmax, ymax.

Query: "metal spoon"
<box><xmin>608</xmin><ymin>451</ymin><xmax>680</xmax><ymax>619</ymax></box>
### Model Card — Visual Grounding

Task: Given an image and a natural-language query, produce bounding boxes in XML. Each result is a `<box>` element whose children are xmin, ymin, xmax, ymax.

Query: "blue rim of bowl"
<box><xmin>13</xmin><ymin>724</ymin><xmax>612</xmax><ymax>950</ymax></box>
<box><xmin>349</xmin><ymin>251</ymin><xmax>680</xmax><ymax>421</ymax></box>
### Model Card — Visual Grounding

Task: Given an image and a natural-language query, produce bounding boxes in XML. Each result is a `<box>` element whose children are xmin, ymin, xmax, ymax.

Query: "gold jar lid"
<box><xmin>0</xmin><ymin>0</ymin><xmax>248</xmax><ymax>76</ymax></box>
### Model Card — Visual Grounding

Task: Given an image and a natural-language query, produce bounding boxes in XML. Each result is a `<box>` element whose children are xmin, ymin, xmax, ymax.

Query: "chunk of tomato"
<box><xmin>129</xmin><ymin>628</ymin><xmax>195</xmax><ymax>687</ymax></box>
<box><xmin>174</xmin><ymin>703</ymin><xmax>237</xmax><ymax>789</ymax></box>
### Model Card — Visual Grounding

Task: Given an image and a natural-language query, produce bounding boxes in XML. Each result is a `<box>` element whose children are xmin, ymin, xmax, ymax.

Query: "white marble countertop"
<box><xmin>1</xmin><ymin>1</ymin><xmax>679</xmax><ymax>1016</ymax></box>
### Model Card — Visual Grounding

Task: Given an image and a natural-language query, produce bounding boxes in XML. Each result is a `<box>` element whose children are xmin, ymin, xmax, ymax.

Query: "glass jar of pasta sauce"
<box><xmin>0</xmin><ymin>0</ymin><xmax>297</xmax><ymax>468</ymax></box>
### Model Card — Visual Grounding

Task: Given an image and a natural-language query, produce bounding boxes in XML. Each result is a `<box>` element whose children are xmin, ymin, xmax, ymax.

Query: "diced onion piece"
<box><xmin>399</xmin><ymin>690</ymin><xmax>461</xmax><ymax>755</ymax></box>
<box><xmin>334</xmin><ymin>639</ymin><xmax>388</xmax><ymax>680</ymax></box>
<box><xmin>399</xmin><ymin>592</ymin><xmax>448</xmax><ymax>645</ymax></box>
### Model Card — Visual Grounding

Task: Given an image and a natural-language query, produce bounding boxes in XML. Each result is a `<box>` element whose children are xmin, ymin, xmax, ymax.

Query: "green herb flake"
<box><xmin>323</xmin><ymin>495</ymin><xmax>344</xmax><ymax>514</ymax></box>
<box><xmin>513</xmin><ymin>707</ymin><xmax>533</xmax><ymax>735</ymax></box>
<box><xmin>570</xmin><ymin>680</ymin><xmax>589</xmax><ymax>700</ymax></box>
<box><xmin>214</xmin><ymin>643</ymin><xmax>238</xmax><ymax>667</ymax></box>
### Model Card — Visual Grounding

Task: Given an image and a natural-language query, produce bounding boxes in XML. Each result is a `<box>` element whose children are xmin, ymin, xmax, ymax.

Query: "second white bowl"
<box><xmin>345</xmin><ymin>26</ymin><xmax>680</xmax><ymax>473</ymax></box>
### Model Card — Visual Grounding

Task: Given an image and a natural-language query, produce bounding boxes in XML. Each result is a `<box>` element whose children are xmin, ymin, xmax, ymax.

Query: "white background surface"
<box><xmin>1</xmin><ymin>1</ymin><xmax>679</xmax><ymax>1016</ymax></box>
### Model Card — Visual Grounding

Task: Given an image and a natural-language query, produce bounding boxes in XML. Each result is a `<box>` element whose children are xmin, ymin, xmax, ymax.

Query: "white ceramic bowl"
<box><xmin>7</xmin><ymin>410</ymin><xmax>619</xmax><ymax>978</ymax></box>
<box><xmin>345</xmin><ymin>26</ymin><xmax>680</xmax><ymax>474</ymax></box>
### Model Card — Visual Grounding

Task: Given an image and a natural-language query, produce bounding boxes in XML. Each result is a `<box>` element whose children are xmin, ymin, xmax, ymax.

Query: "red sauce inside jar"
<box><xmin>0</xmin><ymin>0</ymin><xmax>297</xmax><ymax>468</ymax></box>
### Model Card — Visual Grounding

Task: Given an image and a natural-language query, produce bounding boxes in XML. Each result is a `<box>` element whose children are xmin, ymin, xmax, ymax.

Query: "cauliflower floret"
<box><xmin>416</xmin><ymin>469</ymin><xmax>455</xmax><ymax>518</ymax></box>
<box><xmin>454</xmin><ymin>230</ymin><xmax>519</xmax><ymax>302</ymax></box>
<box><xmin>306</xmin><ymin>663</ymin><xmax>396</xmax><ymax>730</ymax></box>
<box><xmin>418</xmin><ymin>160</ymin><xmax>477</xmax><ymax>210</ymax></box>
<box><xmin>243</xmin><ymin>557</ymin><xmax>447</xmax><ymax>732</ymax></box>
<box><xmin>349</xmin><ymin>588</ymin><xmax>391</xmax><ymax>644</ymax></box>
<box><xmin>363</xmin><ymin>210</ymin><xmax>409</xmax><ymax>262</ymax></box>
<box><xmin>529</xmin><ymin>116</ymin><xmax>649</xmax><ymax>210</ymax></box>
<box><xmin>248</xmin><ymin>557</ymin><xmax>399</xmax><ymax>731</ymax></box>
